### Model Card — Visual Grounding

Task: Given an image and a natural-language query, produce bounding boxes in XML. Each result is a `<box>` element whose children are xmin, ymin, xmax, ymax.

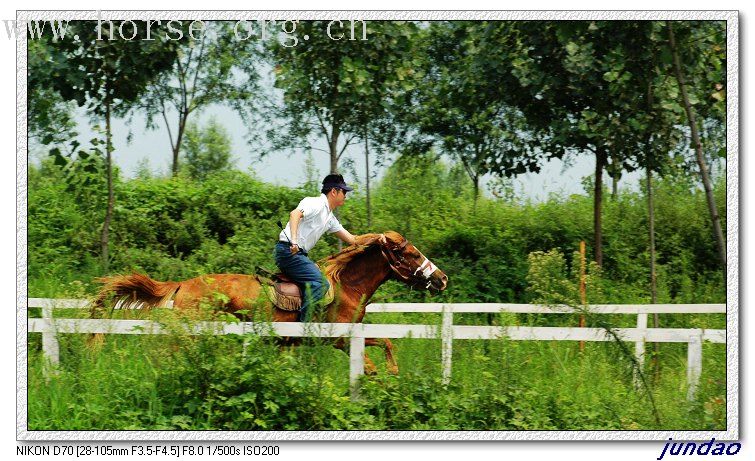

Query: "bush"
<box><xmin>28</xmin><ymin>158</ymin><xmax>725</xmax><ymax>306</ymax></box>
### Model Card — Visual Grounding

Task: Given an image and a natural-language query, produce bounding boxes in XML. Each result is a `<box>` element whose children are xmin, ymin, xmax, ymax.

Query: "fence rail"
<box><xmin>26</xmin><ymin>299</ymin><xmax>725</xmax><ymax>401</ymax></box>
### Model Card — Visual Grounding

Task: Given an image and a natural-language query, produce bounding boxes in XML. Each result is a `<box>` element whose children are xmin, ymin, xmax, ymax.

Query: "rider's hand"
<box><xmin>290</xmin><ymin>243</ymin><xmax>300</xmax><ymax>254</ymax></box>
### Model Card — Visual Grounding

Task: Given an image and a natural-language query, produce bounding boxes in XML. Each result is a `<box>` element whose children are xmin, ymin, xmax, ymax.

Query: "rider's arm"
<box><xmin>334</xmin><ymin>229</ymin><xmax>357</xmax><ymax>246</ymax></box>
<box><xmin>289</xmin><ymin>209</ymin><xmax>304</xmax><ymax>251</ymax></box>
<box><xmin>353</xmin><ymin>233</ymin><xmax>386</xmax><ymax>246</ymax></box>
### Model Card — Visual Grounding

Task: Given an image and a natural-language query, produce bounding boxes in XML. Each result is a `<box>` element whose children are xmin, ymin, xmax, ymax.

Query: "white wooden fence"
<box><xmin>27</xmin><ymin>298</ymin><xmax>725</xmax><ymax>401</ymax></box>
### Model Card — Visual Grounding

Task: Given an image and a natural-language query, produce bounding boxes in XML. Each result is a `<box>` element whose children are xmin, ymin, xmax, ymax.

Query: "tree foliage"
<box><xmin>405</xmin><ymin>22</ymin><xmax>541</xmax><ymax>207</ymax></box>
<box><xmin>27</xmin><ymin>19</ymin><xmax>728</xmax><ymax>288</ymax></box>
<box><xmin>266</xmin><ymin>20</ymin><xmax>420</xmax><ymax>174</ymax></box>
<box><xmin>28</xmin><ymin>157</ymin><xmax>725</xmax><ymax>306</ymax></box>
<box><xmin>135</xmin><ymin>21</ymin><xmax>262</xmax><ymax>175</ymax></box>
<box><xmin>32</xmin><ymin>20</ymin><xmax>181</xmax><ymax>272</ymax></box>
<box><xmin>180</xmin><ymin>117</ymin><xmax>234</xmax><ymax>180</ymax></box>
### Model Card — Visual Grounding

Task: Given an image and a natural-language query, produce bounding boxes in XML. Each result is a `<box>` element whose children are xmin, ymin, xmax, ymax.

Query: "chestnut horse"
<box><xmin>91</xmin><ymin>231</ymin><xmax>448</xmax><ymax>374</ymax></box>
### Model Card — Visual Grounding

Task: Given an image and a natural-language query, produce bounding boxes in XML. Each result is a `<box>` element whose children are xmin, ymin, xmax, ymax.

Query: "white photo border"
<box><xmin>16</xmin><ymin>9</ymin><xmax>739</xmax><ymax>441</ymax></box>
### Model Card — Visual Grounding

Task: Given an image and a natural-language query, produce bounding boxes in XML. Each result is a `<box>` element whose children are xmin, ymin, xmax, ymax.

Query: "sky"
<box><xmin>51</xmin><ymin>100</ymin><xmax>650</xmax><ymax>203</ymax></box>
<box><xmin>28</xmin><ymin>18</ymin><xmax>725</xmax><ymax>203</ymax></box>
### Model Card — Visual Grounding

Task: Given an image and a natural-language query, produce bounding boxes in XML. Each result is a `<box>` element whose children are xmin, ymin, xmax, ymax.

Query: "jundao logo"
<box><xmin>657</xmin><ymin>438</ymin><xmax>741</xmax><ymax>460</ymax></box>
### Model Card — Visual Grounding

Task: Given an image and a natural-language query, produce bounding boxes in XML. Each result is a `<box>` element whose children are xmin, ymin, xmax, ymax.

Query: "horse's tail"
<box><xmin>90</xmin><ymin>273</ymin><xmax>180</xmax><ymax>319</ymax></box>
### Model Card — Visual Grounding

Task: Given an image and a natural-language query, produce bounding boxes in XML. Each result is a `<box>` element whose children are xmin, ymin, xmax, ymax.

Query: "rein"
<box><xmin>379</xmin><ymin>238</ymin><xmax>436</xmax><ymax>289</ymax></box>
<box><xmin>380</xmin><ymin>238</ymin><xmax>409</xmax><ymax>274</ymax></box>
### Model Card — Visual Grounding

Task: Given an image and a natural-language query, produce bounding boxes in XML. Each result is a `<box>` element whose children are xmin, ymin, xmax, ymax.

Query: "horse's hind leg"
<box><xmin>366</xmin><ymin>338</ymin><xmax>399</xmax><ymax>375</ymax></box>
<box><xmin>363</xmin><ymin>355</ymin><xmax>378</xmax><ymax>376</ymax></box>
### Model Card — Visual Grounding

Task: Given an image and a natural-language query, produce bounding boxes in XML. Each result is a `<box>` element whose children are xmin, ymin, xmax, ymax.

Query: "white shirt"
<box><xmin>279</xmin><ymin>194</ymin><xmax>344</xmax><ymax>253</ymax></box>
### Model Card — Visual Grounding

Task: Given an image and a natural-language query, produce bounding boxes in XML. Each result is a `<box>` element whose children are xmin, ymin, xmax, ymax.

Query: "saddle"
<box><xmin>255</xmin><ymin>267</ymin><xmax>334</xmax><ymax>312</ymax></box>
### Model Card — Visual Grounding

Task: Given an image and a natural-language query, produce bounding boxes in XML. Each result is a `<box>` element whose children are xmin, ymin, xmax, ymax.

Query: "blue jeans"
<box><xmin>274</xmin><ymin>242</ymin><xmax>330</xmax><ymax>322</ymax></box>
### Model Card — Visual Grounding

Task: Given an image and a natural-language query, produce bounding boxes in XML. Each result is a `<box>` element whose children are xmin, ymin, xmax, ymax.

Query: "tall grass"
<box><xmin>26</xmin><ymin>161</ymin><xmax>727</xmax><ymax>430</ymax></box>
<box><xmin>27</xmin><ymin>312</ymin><xmax>726</xmax><ymax>431</ymax></box>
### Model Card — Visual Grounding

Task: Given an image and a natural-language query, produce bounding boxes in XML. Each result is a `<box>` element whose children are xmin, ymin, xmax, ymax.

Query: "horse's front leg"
<box><xmin>365</xmin><ymin>338</ymin><xmax>399</xmax><ymax>375</ymax></box>
<box><xmin>334</xmin><ymin>338</ymin><xmax>379</xmax><ymax>375</ymax></box>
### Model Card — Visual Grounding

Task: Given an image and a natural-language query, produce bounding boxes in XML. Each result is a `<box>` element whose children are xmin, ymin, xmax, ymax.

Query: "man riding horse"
<box><xmin>274</xmin><ymin>173</ymin><xmax>360</xmax><ymax>322</ymax></box>
<box><xmin>92</xmin><ymin>176</ymin><xmax>447</xmax><ymax>372</ymax></box>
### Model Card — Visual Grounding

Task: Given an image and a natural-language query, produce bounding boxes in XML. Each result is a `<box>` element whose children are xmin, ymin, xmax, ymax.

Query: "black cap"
<box><xmin>322</xmin><ymin>174</ymin><xmax>354</xmax><ymax>192</ymax></box>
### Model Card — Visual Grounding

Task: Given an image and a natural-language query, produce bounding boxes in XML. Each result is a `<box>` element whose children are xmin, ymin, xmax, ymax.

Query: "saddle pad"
<box><xmin>261</xmin><ymin>280</ymin><xmax>335</xmax><ymax>311</ymax></box>
<box><xmin>262</xmin><ymin>284</ymin><xmax>301</xmax><ymax>311</ymax></box>
<box><xmin>275</xmin><ymin>280</ymin><xmax>300</xmax><ymax>298</ymax></box>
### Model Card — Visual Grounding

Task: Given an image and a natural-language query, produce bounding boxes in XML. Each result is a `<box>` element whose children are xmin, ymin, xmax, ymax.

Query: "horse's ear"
<box><xmin>382</xmin><ymin>231</ymin><xmax>406</xmax><ymax>247</ymax></box>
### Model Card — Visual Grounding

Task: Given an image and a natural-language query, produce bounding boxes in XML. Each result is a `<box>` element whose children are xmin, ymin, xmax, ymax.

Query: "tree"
<box><xmin>266</xmin><ymin>21</ymin><xmax>421</xmax><ymax>234</ymax></box>
<box><xmin>666</xmin><ymin>21</ymin><xmax>726</xmax><ymax>269</ymax></box>
<box><xmin>135</xmin><ymin>21</ymin><xmax>261</xmax><ymax>176</ymax></box>
<box><xmin>407</xmin><ymin>22</ymin><xmax>541</xmax><ymax>211</ymax></box>
<box><xmin>36</xmin><ymin>20</ymin><xmax>180</xmax><ymax>272</ymax></box>
<box><xmin>266</xmin><ymin>20</ymin><xmax>419</xmax><ymax>176</ymax></box>
<box><xmin>181</xmin><ymin>117</ymin><xmax>234</xmax><ymax>180</ymax></box>
<box><xmin>27</xmin><ymin>39</ymin><xmax>77</xmax><ymax>149</ymax></box>
<box><xmin>473</xmin><ymin>21</ymin><xmax>703</xmax><ymax>267</ymax></box>
<box><xmin>602</xmin><ymin>22</ymin><xmax>688</xmax><ymax>378</ymax></box>
<box><xmin>468</xmin><ymin>22</ymin><xmax>619</xmax><ymax>265</ymax></box>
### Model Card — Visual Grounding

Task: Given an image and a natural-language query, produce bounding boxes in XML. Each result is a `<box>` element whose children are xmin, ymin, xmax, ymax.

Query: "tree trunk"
<box><xmin>667</xmin><ymin>21</ymin><xmax>726</xmax><ymax>270</ymax></box>
<box><xmin>172</xmin><ymin>146</ymin><xmax>180</xmax><ymax>176</ymax></box>
<box><xmin>646</xmin><ymin>162</ymin><xmax>658</xmax><ymax>299</ymax></box>
<box><xmin>646</xmin><ymin>169</ymin><xmax>660</xmax><ymax>304</ymax></box>
<box><xmin>329</xmin><ymin>124</ymin><xmax>340</xmax><ymax>174</ymax></box>
<box><xmin>593</xmin><ymin>148</ymin><xmax>606</xmax><ymax>266</ymax></box>
<box><xmin>101</xmin><ymin>102</ymin><xmax>115</xmax><ymax>274</ymax></box>
<box><xmin>644</xmin><ymin>79</ymin><xmax>659</xmax><ymax>307</ymax></box>
<box><xmin>611</xmin><ymin>151</ymin><xmax>620</xmax><ymax>199</ymax></box>
<box><xmin>329</xmin><ymin>124</ymin><xmax>341</xmax><ymax>250</ymax></box>
<box><xmin>171</xmin><ymin>146</ymin><xmax>180</xmax><ymax>176</ymax></box>
<box><xmin>172</xmin><ymin>110</ymin><xmax>188</xmax><ymax>176</ymax></box>
<box><xmin>365</xmin><ymin>131</ymin><xmax>372</xmax><ymax>228</ymax></box>
<box><xmin>472</xmin><ymin>174</ymin><xmax>480</xmax><ymax>214</ymax></box>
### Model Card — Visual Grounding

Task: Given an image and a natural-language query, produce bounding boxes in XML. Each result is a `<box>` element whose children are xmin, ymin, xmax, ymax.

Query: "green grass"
<box><xmin>26</xmin><ymin>311</ymin><xmax>727</xmax><ymax>431</ymax></box>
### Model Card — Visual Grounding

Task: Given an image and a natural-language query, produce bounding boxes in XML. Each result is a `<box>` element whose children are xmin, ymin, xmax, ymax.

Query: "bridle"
<box><xmin>379</xmin><ymin>238</ymin><xmax>439</xmax><ymax>289</ymax></box>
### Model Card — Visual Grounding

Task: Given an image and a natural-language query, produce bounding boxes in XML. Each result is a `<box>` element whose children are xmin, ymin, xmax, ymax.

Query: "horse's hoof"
<box><xmin>364</xmin><ymin>363</ymin><xmax>378</xmax><ymax>376</ymax></box>
<box><xmin>386</xmin><ymin>365</ymin><xmax>399</xmax><ymax>375</ymax></box>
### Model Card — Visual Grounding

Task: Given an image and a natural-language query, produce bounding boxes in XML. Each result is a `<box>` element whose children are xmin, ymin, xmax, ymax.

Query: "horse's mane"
<box><xmin>320</xmin><ymin>231</ymin><xmax>402</xmax><ymax>283</ymax></box>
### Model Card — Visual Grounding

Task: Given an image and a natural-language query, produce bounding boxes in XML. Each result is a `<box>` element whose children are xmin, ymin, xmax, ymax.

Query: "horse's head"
<box><xmin>378</xmin><ymin>231</ymin><xmax>448</xmax><ymax>292</ymax></box>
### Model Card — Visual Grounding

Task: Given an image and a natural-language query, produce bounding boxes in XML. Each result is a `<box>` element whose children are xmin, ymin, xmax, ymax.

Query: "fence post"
<box><xmin>633</xmin><ymin>312</ymin><xmax>648</xmax><ymax>389</ymax></box>
<box><xmin>686</xmin><ymin>332</ymin><xmax>703</xmax><ymax>401</ymax></box>
<box><xmin>41</xmin><ymin>304</ymin><xmax>60</xmax><ymax>377</ymax></box>
<box><xmin>349</xmin><ymin>334</ymin><xmax>365</xmax><ymax>401</ymax></box>
<box><xmin>441</xmin><ymin>304</ymin><xmax>453</xmax><ymax>385</ymax></box>
<box><xmin>241</xmin><ymin>322</ymin><xmax>249</xmax><ymax>358</ymax></box>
